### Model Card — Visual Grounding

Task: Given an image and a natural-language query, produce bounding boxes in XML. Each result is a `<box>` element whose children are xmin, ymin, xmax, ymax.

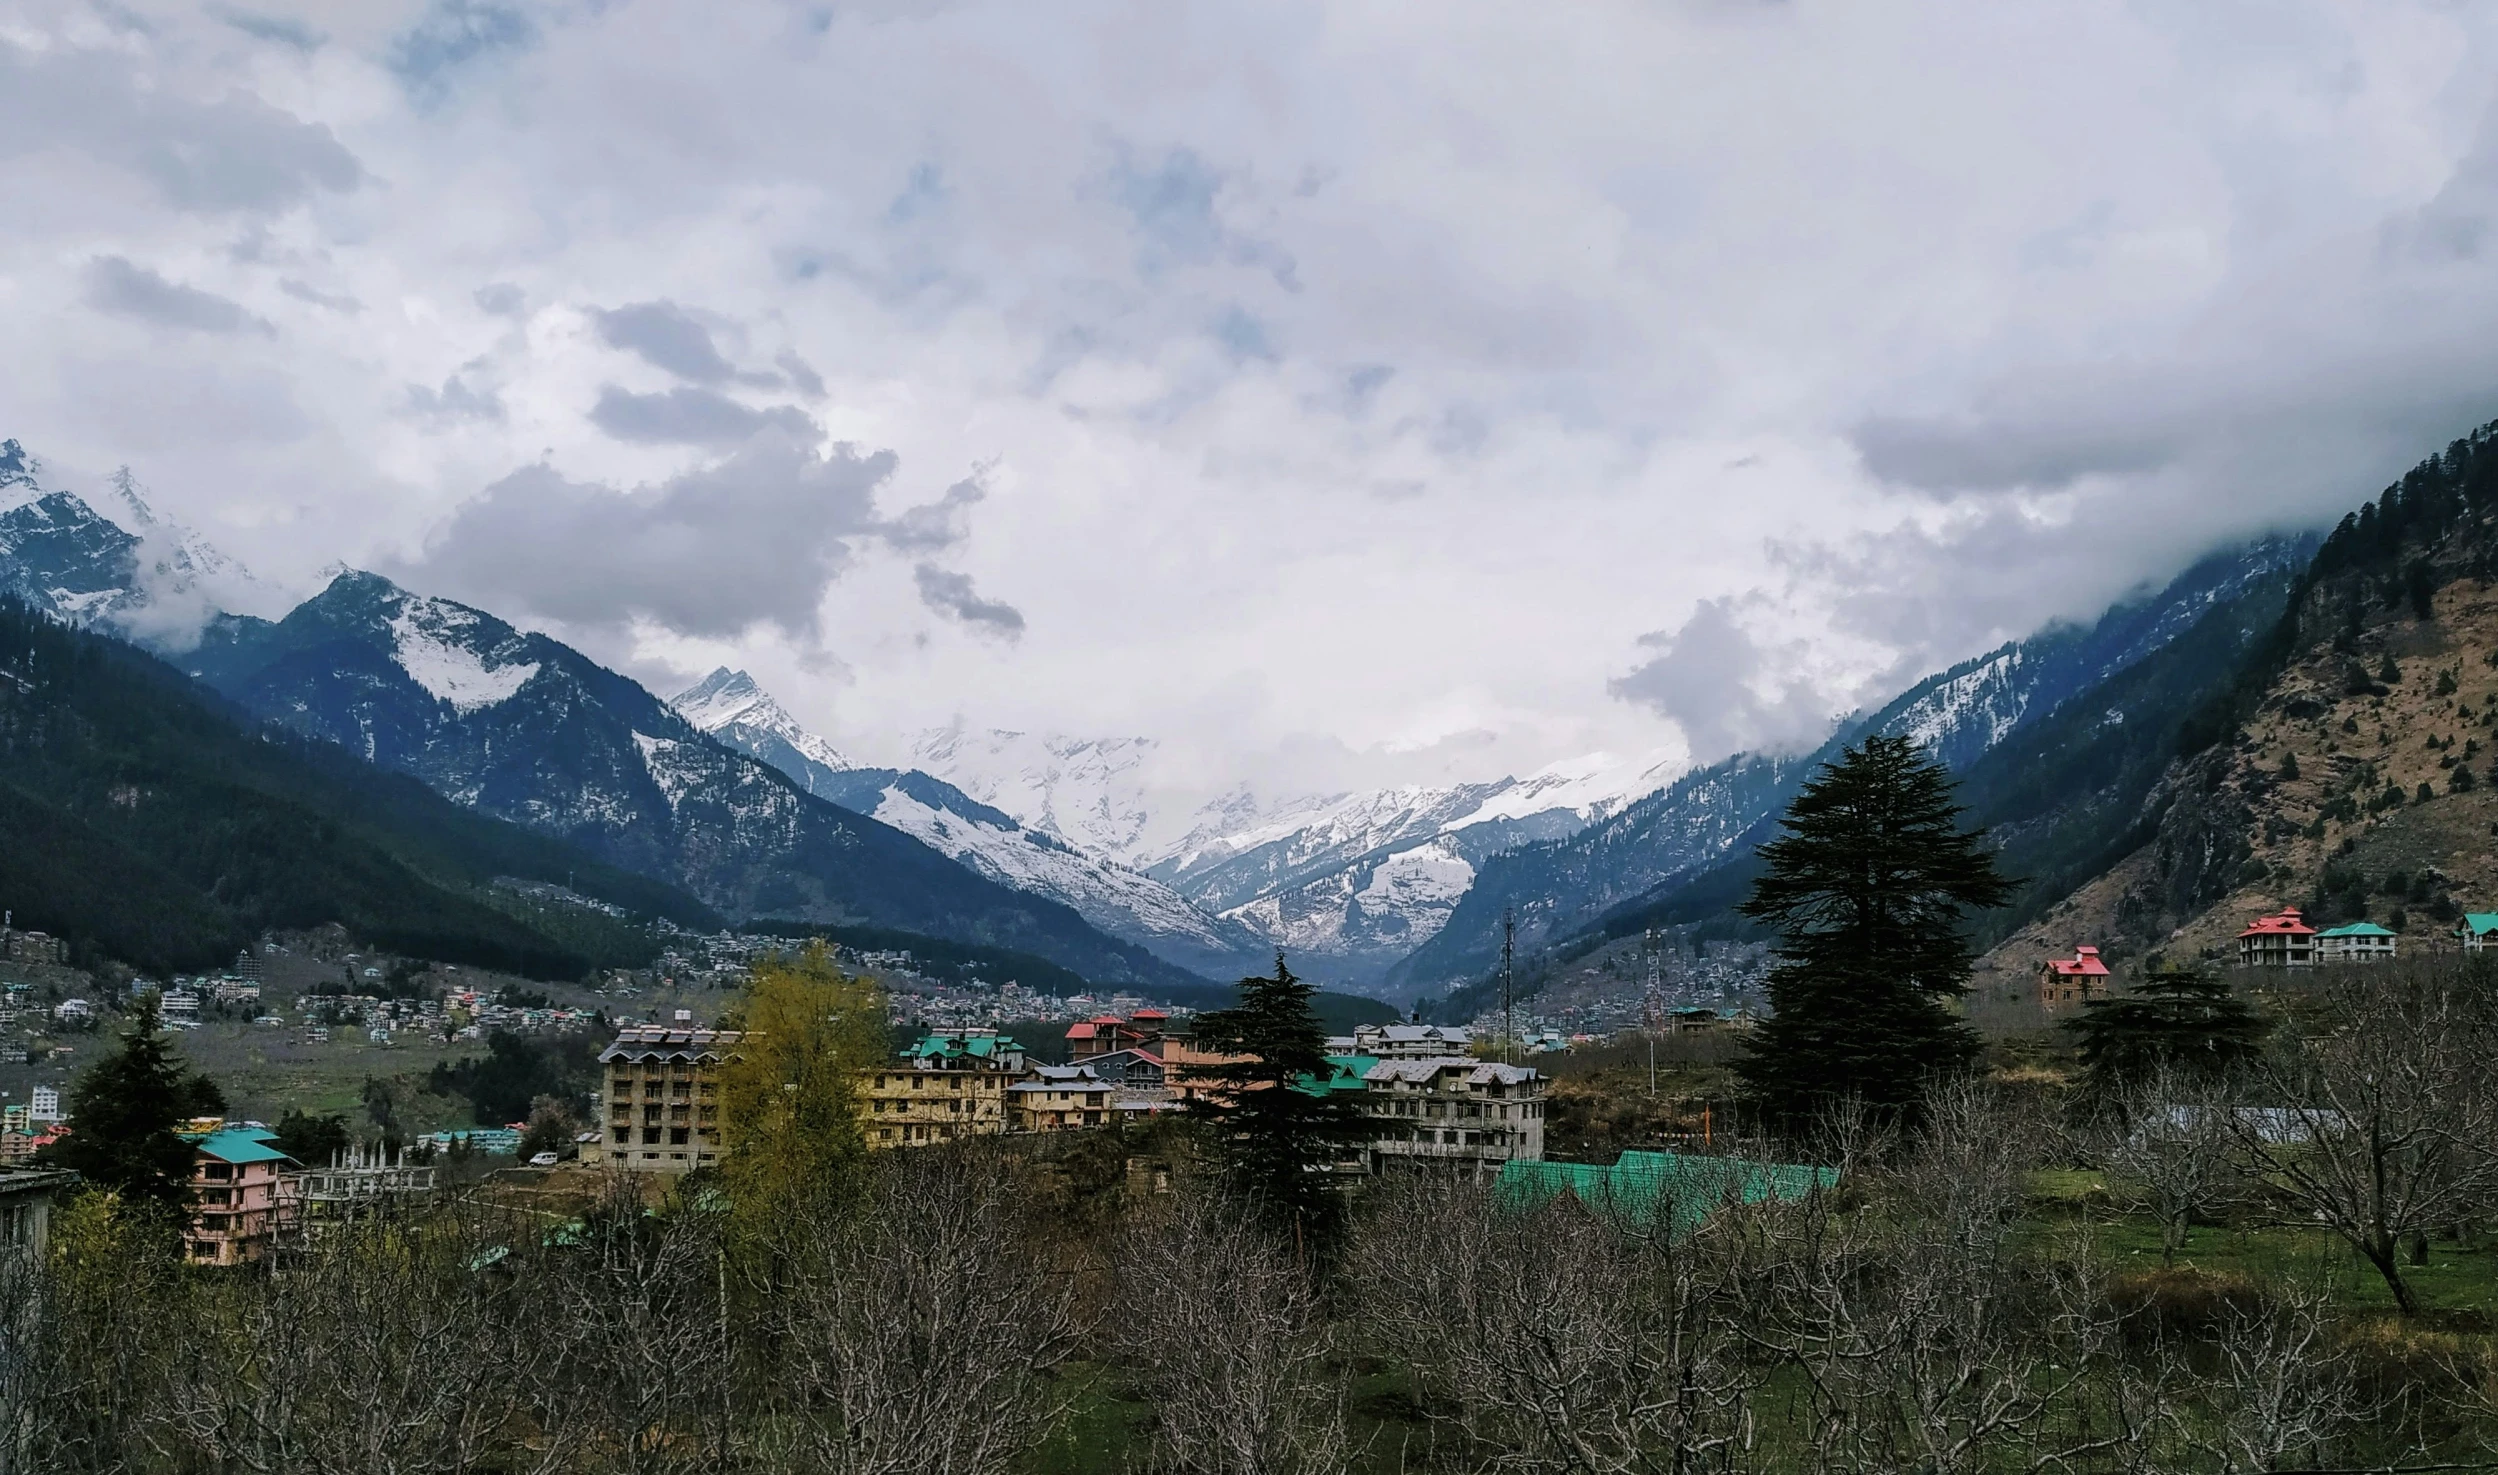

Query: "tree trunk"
<box><xmin>2363</xmin><ymin>1236</ymin><xmax>2421</xmax><ymax>1315</ymax></box>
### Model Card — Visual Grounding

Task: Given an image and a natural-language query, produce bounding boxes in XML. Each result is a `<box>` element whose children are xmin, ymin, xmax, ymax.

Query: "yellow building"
<box><xmin>1008</xmin><ymin>1064</ymin><xmax>1114</xmax><ymax>1132</ymax></box>
<box><xmin>592</xmin><ymin>1026</ymin><xmax>743</xmax><ymax>1173</ymax></box>
<box><xmin>859</xmin><ymin>1031</ymin><xmax>1028</xmax><ymax>1148</ymax></box>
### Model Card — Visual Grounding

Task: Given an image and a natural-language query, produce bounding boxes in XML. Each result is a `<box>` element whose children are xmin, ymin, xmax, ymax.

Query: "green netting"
<box><xmin>1496</xmin><ymin>1149</ymin><xmax>1836</xmax><ymax>1233</ymax></box>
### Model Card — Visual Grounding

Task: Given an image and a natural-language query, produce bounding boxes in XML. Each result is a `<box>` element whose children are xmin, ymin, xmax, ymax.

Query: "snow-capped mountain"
<box><xmin>675</xmin><ymin>674</ymin><xmax>1267</xmax><ymax>977</ymax></box>
<box><xmin>1392</xmin><ymin>534</ymin><xmax>2321</xmax><ymax>994</ymax></box>
<box><xmin>1126</xmin><ymin>749</ymin><xmax>1683</xmax><ymax>988</ymax></box>
<box><xmin>909</xmin><ymin>727</ymin><xmax>1162</xmax><ymax>862</ymax></box>
<box><xmin>672</xmin><ymin>667</ymin><xmax>852</xmax><ymax>795</ymax></box>
<box><xmin>151</xmin><ymin>570</ymin><xmax>1204</xmax><ymax>989</ymax></box>
<box><xmin>0</xmin><ymin>439</ymin><xmax>275</xmax><ymax>642</ymax></box>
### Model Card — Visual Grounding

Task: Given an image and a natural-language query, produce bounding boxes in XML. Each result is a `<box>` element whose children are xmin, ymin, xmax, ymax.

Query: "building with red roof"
<box><xmin>2238</xmin><ymin>908</ymin><xmax>2316</xmax><ymax>968</ymax></box>
<box><xmin>2037</xmin><ymin>945</ymin><xmax>2111</xmax><ymax>1012</ymax></box>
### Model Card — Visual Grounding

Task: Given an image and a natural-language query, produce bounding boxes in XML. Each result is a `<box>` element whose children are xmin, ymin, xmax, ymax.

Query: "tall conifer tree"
<box><xmin>1184</xmin><ymin>952</ymin><xmax>1366</xmax><ymax>1237</ymax></box>
<box><xmin>38</xmin><ymin>1001</ymin><xmax>226</xmax><ymax>1213</ymax></box>
<box><xmin>1735</xmin><ymin>734</ymin><xmax>2013</xmax><ymax>1127</ymax></box>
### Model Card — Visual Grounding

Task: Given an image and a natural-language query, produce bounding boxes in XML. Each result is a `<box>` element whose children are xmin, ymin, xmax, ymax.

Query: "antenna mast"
<box><xmin>1501</xmin><ymin>908</ymin><xmax>1516</xmax><ymax>1065</ymax></box>
<box><xmin>1642</xmin><ymin>928</ymin><xmax>1664</xmax><ymax>1094</ymax></box>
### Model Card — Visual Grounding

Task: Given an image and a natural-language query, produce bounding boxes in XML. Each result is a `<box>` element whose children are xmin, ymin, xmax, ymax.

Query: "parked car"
<box><xmin>527</xmin><ymin>1151</ymin><xmax>559</xmax><ymax>1167</ymax></box>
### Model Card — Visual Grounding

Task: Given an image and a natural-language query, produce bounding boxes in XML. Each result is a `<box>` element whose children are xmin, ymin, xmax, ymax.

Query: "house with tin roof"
<box><xmin>2238</xmin><ymin>908</ymin><xmax>2317</xmax><ymax>968</ymax></box>
<box><xmin>184</xmin><ymin>1127</ymin><xmax>296</xmax><ymax>1266</ymax></box>
<box><xmin>2461</xmin><ymin>913</ymin><xmax>2498</xmax><ymax>953</ymax></box>
<box><xmin>2037</xmin><ymin>946</ymin><xmax>2111</xmax><ymax>1011</ymax></box>
<box><xmin>2316</xmin><ymin>921</ymin><xmax>2398</xmax><ymax>962</ymax></box>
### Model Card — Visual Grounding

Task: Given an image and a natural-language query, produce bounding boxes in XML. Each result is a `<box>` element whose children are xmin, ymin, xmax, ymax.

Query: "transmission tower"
<box><xmin>1501</xmin><ymin>907</ymin><xmax>1516</xmax><ymax>1065</ymax></box>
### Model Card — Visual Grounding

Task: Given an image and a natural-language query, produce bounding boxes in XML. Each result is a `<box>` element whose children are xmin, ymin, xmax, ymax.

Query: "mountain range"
<box><xmin>6</xmin><ymin>425</ymin><xmax>2409</xmax><ymax>1018</ymax></box>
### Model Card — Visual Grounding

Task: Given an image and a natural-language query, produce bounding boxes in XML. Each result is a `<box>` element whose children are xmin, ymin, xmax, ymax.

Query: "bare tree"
<box><xmin>2235</xmin><ymin>965</ymin><xmax>2498</xmax><ymax>1313</ymax></box>
<box><xmin>1348</xmin><ymin>1171</ymin><xmax>1755</xmax><ymax>1475</ymax></box>
<box><xmin>2186</xmin><ymin>1276</ymin><xmax>2359</xmax><ymax>1474</ymax></box>
<box><xmin>753</xmin><ymin>1144</ymin><xmax>1083</xmax><ymax>1475</ymax></box>
<box><xmin>1113</xmin><ymin>1185</ymin><xmax>1351</xmax><ymax>1475</ymax></box>
<box><xmin>2090</xmin><ymin>1063</ymin><xmax>2244</xmax><ymax>1267</ymax></box>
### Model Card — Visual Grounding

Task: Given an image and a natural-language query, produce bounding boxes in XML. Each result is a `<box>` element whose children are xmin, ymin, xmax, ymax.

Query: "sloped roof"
<box><xmin>2044</xmin><ymin>945</ymin><xmax>2111</xmax><ymax>978</ymax></box>
<box><xmin>2319</xmin><ymin>922</ymin><xmax>2396</xmax><ymax>938</ymax></box>
<box><xmin>599</xmin><ymin>1026</ymin><xmax>745</xmax><ymax>1064</ymax></box>
<box><xmin>188</xmin><ymin>1128</ymin><xmax>293</xmax><ymax>1167</ymax></box>
<box><xmin>2239</xmin><ymin>908</ymin><xmax>2316</xmax><ymax>939</ymax></box>
<box><xmin>1497</xmin><ymin>1150</ymin><xmax>1835</xmax><ymax>1233</ymax></box>
<box><xmin>904</xmin><ymin>1032</ymin><xmax>1023</xmax><ymax>1062</ymax></box>
<box><xmin>1361</xmin><ymin>1057</ymin><xmax>1542</xmax><ymax>1087</ymax></box>
<box><xmin>2462</xmin><ymin>913</ymin><xmax>2498</xmax><ymax>937</ymax></box>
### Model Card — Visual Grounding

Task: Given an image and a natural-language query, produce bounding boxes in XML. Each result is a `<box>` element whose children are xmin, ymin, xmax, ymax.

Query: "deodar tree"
<box><xmin>1735</xmin><ymin>733</ymin><xmax>2014</xmax><ymax>1128</ymax></box>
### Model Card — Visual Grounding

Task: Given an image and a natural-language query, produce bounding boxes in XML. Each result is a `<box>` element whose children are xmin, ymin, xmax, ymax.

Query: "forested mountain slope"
<box><xmin>1981</xmin><ymin>420</ymin><xmax>2498</xmax><ymax>975</ymax></box>
<box><xmin>0</xmin><ymin>599</ymin><xmax>715</xmax><ymax>978</ymax></box>
<box><xmin>1400</xmin><ymin>537</ymin><xmax>2313</xmax><ymax>1001</ymax></box>
<box><xmin>180</xmin><ymin>572</ymin><xmax>1203</xmax><ymax>990</ymax></box>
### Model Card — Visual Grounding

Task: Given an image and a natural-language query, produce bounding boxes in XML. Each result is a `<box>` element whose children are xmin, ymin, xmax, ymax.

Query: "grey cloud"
<box><xmin>279</xmin><ymin>277</ymin><xmax>360</xmax><ymax>313</ymax></box>
<box><xmin>914</xmin><ymin>564</ymin><xmax>1025</xmax><ymax>639</ymax></box>
<box><xmin>590</xmin><ymin>300</ymin><xmax>736</xmax><ymax>383</ymax></box>
<box><xmin>1609</xmin><ymin>598</ymin><xmax>1833</xmax><ymax>761</ymax></box>
<box><xmin>210</xmin><ymin>5</ymin><xmax>326</xmax><ymax>50</ymax></box>
<box><xmin>85</xmin><ymin>257</ymin><xmax>269</xmax><ymax>335</ymax></box>
<box><xmin>408</xmin><ymin>375</ymin><xmax>506</xmax><ymax>425</ymax></box>
<box><xmin>589</xmin><ymin>386</ymin><xmax>819</xmax><ymax>445</ymax></box>
<box><xmin>473</xmin><ymin>282</ymin><xmax>526</xmax><ymax>316</ymax></box>
<box><xmin>414</xmin><ymin>432</ymin><xmax>901</xmax><ymax>642</ymax></box>
<box><xmin>882</xmin><ymin>474</ymin><xmax>985</xmax><ymax>551</ymax></box>
<box><xmin>0</xmin><ymin>41</ymin><xmax>362</xmax><ymax>212</ymax></box>
<box><xmin>1852</xmin><ymin>413</ymin><xmax>2187</xmax><ymax>494</ymax></box>
<box><xmin>776</xmin><ymin>350</ymin><xmax>827</xmax><ymax>398</ymax></box>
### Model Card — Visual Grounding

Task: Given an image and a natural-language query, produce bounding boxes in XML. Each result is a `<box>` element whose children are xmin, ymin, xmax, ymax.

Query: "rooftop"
<box><xmin>2319</xmin><ymin>922</ymin><xmax>2397</xmax><ymax>938</ymax></box>
<box><xmin>186</xmin><ymin>1128</ymin><xmax>294</xmax><ymax>1167</ymax></box>
<box><xmin>2239</xmin><ymin>908</ymin><xmax>2317</xmax><ymax>939</ymax></box>
<box><xmin>599</xmin><ymin>1026</ymin><xmax>746</xmax><ymax>1063</ymax></box>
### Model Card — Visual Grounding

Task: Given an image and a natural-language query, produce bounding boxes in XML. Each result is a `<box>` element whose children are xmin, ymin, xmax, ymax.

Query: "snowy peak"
<box><xmin>0</xmin><ymin>438</ymin><xmax>278</xmax><ymax>642</ymax></box>
<box><xmin>671</xmin><ymin>667</ymin><xmax>850</xmax><ymax>775</ymax></box>
<box><xmin>301</xmin><ymin>571</ymin><xmax>544</xmax><ymax>716</ymax></box>
<box><xmin>910</xmin><ymin>727</ymin><xmax>1159</xmax><ymax>860</ymax></box>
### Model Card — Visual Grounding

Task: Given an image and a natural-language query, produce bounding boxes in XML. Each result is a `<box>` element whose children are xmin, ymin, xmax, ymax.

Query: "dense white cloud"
<box><xmin>4</xmin><ymin>0</ymin><xmax>2498</xmax><ymax>807</ymax></box>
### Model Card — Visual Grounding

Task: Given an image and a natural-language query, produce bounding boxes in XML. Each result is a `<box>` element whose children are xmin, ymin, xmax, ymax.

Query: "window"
<box><xmin>669</xmin><ymin>1127</ymin><xmax>689</xmax><ymax>1145</ymax></box>
<box><xmin>611</xmin><ymin>1128</ymin><xmax>627</xmax><ymax>1143</ymax></box>
<box><xmin>642</xmin><ymin>1128</ymin><xmax>660</xmax><ymax>1145</ymax></box>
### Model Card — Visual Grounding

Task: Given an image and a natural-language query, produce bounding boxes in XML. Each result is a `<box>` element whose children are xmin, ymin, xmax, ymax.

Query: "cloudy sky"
<box><xmin>8</xmin><ymin>0</ymin><xmax>2498</xmax><ymax>805</ymax></box>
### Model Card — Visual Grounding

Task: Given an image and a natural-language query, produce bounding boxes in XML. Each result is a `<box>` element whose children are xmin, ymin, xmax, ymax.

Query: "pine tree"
<box><xmin>1183</xmin><ymin>952</ymin><xmax>1368</xmax><ymax>1237</ymax></box>
<box><xmin>1734</xmin><ymin>734</ymin><xmax>2015</xmax><ymax>1127</ymax></box>
<box><xmin>36</xmin><ymin>1001</ymin><xmax>226</xmax><ymax>1213</ymax></box>
<box><xmin>2064</xmin><ymin>968</ymin><xmax>2265</xmax><ymax>1098</ymax></box>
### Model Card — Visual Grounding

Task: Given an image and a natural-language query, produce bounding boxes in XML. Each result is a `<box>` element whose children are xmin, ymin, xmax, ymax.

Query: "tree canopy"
<box><xmin>2064</xmin><ymin>967</ymin><xmax>2265</xmax><ymax>1099</ymax></box>
<box><xmin>37</xmin><ymin>1002</ymin><xmax>227</xmax><ymax>1214</ymax></box>
<box><xmin>716</xmin><ymin>941</ymin><xmax>889</xmax><ymax>1228</ymax></box>
<box><xmin>1734</xmin><ymin>734</ymin><xmax>2015</xmax><ymax>1127</ymax></box>
<box><xmin>1183</xmin><ymin>952</ymin><xmax>1368</xmax><ymax>1239</ymax></box>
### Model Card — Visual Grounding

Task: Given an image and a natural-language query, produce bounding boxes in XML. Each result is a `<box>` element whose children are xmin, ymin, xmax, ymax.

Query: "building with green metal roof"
<box><xmin>1497</xmin><ymin>1150</ymin><xmax>1836</xmax><ymax>1234</ymax></box>
<box><xmin>2316</xmin><ymin>920</ymin><xmax>2398</xmax><ymax>962</ymax></box>
<box><xmin>2462</xmin><ymin>914</ymin><xmax>2498</xmax><ymax>954</ymax></box>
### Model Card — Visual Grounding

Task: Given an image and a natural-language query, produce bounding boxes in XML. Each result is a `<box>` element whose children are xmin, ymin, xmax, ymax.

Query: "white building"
<box><xmin>28</xmin><ymin>1086</ymin><xmax>60</xmax><ymax>1124</ymax></box>
<box><xmin>1358</xmin><ymin>1058</ymin><xmax>1545</xmax><ymax>1174</ymax></box>
<box><xmin>1352</xmin><ymin>1023</ymin><xmax>1478</xmax><ymax>1059</ymax></box>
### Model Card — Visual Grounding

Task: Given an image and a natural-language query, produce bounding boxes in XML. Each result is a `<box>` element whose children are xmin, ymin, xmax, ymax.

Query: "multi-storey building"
<box><xmin>1352</xmin><ymin>1022</ymin><xmax>1478</xmax><ymax>1059</ymax></box>
<box><xmin>2238</xmin><ymin>908</ymin><xmax>2317</xmax><ymax>968</ymax></box>
<box><xmin>2316</xmin><ymin>921</ymin><xmax>2398</xmax><ymax>962</ymax></box>
<box><xmin>2037</xmin><ymin>945</ymin><xmax>2112</xmax><ymax>1011</ymax></box>
<box><xmin>1357</xmin><ymin>1058</ymin><xmax>1545</xmax><ymax>1175</ymax></box>
<box><xmin>592</xmin><ymin>1026</ymin><xmax>742</xmax><ymax>1173</ymax></box>
<box><xmin>184</xmin><ymin>1128</ymin><xmax>295</xmax><ymax>1265</ymax></box>
<box><xmin>1008</xmin><ymin>1064</ymin><xmax>1114</xmax><ymax>1132</ymax></box>
<box><xmin>859</xmin><ymin>1032</ymin><xmax>1028</xmax><ymax>1147</ymax></box>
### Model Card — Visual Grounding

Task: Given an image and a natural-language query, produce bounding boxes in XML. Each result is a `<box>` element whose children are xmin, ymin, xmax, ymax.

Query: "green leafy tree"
<box><xmin>717</xmin><ymin>941</ymin><xmax>888</xmax><ymax>1231</ymax></box>
<box><xmin>1734</xmin><ymin>734</ymin><xmax>2015</xmax><ymax>1127</ymax></box>
<box><xmin>1184</xmin><ymin>953</ymin><xmax>1368</xmax><ymax>1238</ymax></box>
<box><xmin>2065</xmin><ymin>968</ymin><xmax>2265</xmax><ymax>1098</ymax></box>
<box><xmin>272</xmin><ymin>1109</ymin><xmax>351</xmax><ymax>1167</ymax></box>
<box><xmin>36</xmin><ymin>1002</ymin><xmax>226</xmax><ymax>1213</ymax></box>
